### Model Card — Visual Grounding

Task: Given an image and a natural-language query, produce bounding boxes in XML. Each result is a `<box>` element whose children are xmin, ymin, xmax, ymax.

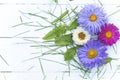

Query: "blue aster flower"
<box><xmin>77</xmin><ymin>40</ymin><xmax>108</xmax><ymax>68</ymax></box>
<box><xmin>78</xmin><ymin>4</ymin><xmax>108</xmax><ymax>34</ymax></box>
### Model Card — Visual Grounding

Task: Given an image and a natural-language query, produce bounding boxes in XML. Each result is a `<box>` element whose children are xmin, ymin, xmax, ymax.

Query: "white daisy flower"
<box><xmin>72</xmin><ymin>27</ymin><xmax>91</xmax><ymax>45</ymax></box>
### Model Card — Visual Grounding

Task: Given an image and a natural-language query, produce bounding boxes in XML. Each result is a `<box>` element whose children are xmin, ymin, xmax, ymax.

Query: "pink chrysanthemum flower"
<box><xmin>98</xmin><ymin>24</ymin><xmax>120</xmax><ymax>45</ymax></box>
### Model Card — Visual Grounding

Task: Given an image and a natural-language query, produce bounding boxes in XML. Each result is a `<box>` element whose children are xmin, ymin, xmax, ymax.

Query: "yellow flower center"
<box><xmin>87</xmin><ymin>49</ymin><xmax>98</xmax><ymax>58</ymax></box>
<box><xmin>78</xmin><ymin>32</ymin><xmax>86</xmax><ymax>40</ymax></box>
<box><xmin>90</xmin><ymin>14</ymin><xmax>97</xmax><ymax>21</ymax></box>
<box><xmin>105</xmin><ymin>31</ymin><xmax>112</xmax><ymax>38</ymax></box>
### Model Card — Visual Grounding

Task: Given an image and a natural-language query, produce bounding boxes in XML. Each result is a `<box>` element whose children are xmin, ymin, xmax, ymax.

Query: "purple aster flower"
<box><xmin>98</xmin><ymin>23</ymin><xmax>120</xmax><ymax>45</ymax></box>
<box><xmin>77</xmin><ymin>40</ymin><xmax>108</xmax><ymax>68</ymax></box>
<box><xmin>78</xmin><ymin>4</ymin><xmax>107</xmax><ymax>34</ymax></box>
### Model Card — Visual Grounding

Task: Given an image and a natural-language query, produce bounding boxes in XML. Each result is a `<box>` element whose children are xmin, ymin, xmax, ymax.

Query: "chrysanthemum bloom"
<box><xmin>72</xmin><ymin>27</ymin><xmax>91</xmax><ymax>45</ymax></box>
<box><xmin>78</xmin><ymin>4</ymin><xmax>107</xmax><ymax>34</ymax></box>
<box><xmin>98</xmin><ymin>24</ymin><xmax>120</xmax><ymax>45</ymax></box>
<box><xmin>77</xmin><ymin>40</ymin><xmax>108</xmax><ymax>68</ymax></box>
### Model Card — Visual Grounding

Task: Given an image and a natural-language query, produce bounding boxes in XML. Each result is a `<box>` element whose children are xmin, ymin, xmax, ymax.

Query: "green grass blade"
<box><xmin>107</xmin><ymin>8</ymin><xmax>120</xmax><ymax>17</ymax></box>
<box><xmin>98</xmin><ymin>0</ymin><xmax>103</xmax><ymax>6</ymax></box>
<box><xmin>38</xmin><ymin>58</ymin><xmax>46</xmax><ymax>77</ymax></box>
<box><xmin>28</xmin><ymin>13</ymin><xmax>47</xmax><ymax>19</ymax></box>
<box><xmin>0</xmin><ymin>55</ymin><xmax>9</xmax><ymax>66</ymax></box>
<box><xmin>68</xmin><ymin>61</ymin><xmax>70</xmax><ymax>76</ymax></box>
<box><xmin>12</xmin><ymin>22</ymin><xmax>33</xmax><ymax>27</ymax></box>
<box><xmin>51</xmin><ymin>9</ymin><xmax>69</xmax><ymax>24</ymax></box>
<box><xmin>13</xmin><ymin>30</ymin><xmax>30</xmax><ymax>37</ymax></box>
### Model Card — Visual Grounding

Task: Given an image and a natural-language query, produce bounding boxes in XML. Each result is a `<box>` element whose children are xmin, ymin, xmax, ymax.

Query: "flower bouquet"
<box><xmin>17</xmin><ymin>0</ymin><xmax>120</xmax><ymax>80</ymax></box>
<box><xmin>41</xmin><ymin>3</ymin><xmax>120</xmax><ymax>79</ymax></box>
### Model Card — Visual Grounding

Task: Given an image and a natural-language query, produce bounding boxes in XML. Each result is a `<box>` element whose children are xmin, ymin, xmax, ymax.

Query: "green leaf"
<box><xmin>67</xmin><ymin>18</ymin><xmax>79</xmax><ymax>30</ymax></box>
<box><xmin>55</xmin><ymin>34</ymin><xmax>73</xmax><ymax>46</ymax></box>
<box><xmin>104</xmin><ymin>57</ymin><xmax>118</xmax><ymax>64</ymax></box>
<box><xmin>51</xmin><ymin>10</ymin><xmax>69</xmax><ymax>24</ymax></box>
<box><xmin>53</xmin><ymin>0</ymin><xmax>58</xmax><ymax>3</ymax></box>
<box><xmin>43</xmin><ymin>24</ymin><xmax>66</xmax><ymax>40</ymax></box>
<box><xmin>104</xmin><ymin>57</ymin><xmax>113</xmax><ymax>64</ymax></box>
<box><xmin>64</xmin><ymin>47</ymin><xmax>77</xmax><ymax>61</ymax></box>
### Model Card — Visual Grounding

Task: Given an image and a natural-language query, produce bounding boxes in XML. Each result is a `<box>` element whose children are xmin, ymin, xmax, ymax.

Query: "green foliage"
<box><xmin>64</xmin><ymin>47</ymin><xmax>77</xmax><ymax>61</ymax></box>
<box><xmin>43</xmin><ymin>24</ymin><xmax>67</xmax><ymax>40</ymax></box>
<box><xmin>55</xmin><ymin>34</ymin><xmax>73</xmax><ymax>46</ymax></box>
<box><xmin>67</xmin><ymin>18</ymin><xmax>79</xmax><ymax>30</ymax></box>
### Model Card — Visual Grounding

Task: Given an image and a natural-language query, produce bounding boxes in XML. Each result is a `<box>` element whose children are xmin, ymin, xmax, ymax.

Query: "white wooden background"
<box><xmin>0</xmin><ymin>0</ymin><xmax>120</xmax><ymax>80</ymax></box>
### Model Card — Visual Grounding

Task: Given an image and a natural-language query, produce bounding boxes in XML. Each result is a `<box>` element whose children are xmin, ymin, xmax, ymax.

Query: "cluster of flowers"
<box><xmin>73</xmin><ymin>4</ymin><xmax>120</xmax><ymax>68</ymax></box>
